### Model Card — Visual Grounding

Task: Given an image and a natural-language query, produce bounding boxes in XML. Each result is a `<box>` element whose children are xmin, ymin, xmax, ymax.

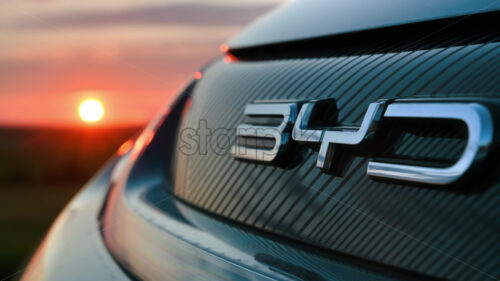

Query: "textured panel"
<box><xmin>173</xmin><ymin>31</ymin><xmax>500</xmax><ymax>281</ymax></box>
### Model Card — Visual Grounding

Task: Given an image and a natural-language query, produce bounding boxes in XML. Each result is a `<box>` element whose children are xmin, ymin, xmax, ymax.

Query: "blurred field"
<box><xmin>0</xmin><ymin>126</ymin><xmax>140</xmax><ymax>280</ymax></box>
<box><xmin>0</xmin><ymin>184</ymin><xmax>77</xmax><ymax>280</ymax></box>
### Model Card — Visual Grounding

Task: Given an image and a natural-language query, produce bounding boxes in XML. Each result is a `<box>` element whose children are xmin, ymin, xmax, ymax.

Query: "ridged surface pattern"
<box><xmin>173</xmin><ymin>33</ymin><xmax>500</xmax><ymax>280</ymax></box>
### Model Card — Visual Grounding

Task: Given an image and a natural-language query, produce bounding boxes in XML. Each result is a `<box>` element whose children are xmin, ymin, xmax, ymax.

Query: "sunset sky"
<box><xmin>0</xmin><ymin>0</ymin><xmax>280</xmax><ymax>127</ymax></box>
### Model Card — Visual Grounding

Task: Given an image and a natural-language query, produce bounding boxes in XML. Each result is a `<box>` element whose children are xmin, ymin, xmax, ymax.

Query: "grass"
<box><xmin>0</xmin><ymin>126</ymin><xmax>140</xmax><ymax>280</ymax></box>
<box><xmin>0</xmin><ymin>184</ymin><xmax>80</xmax><ymax>281</ymax></box>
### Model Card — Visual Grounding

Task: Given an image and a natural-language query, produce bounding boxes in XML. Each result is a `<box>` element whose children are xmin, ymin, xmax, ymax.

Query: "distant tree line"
<box><xmin>0</xmin><ymin>127</ymin><xmax>140</xmax><ymax>186</ymax></box>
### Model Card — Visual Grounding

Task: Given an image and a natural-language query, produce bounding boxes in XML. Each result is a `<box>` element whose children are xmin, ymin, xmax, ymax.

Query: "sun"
<box><xmin>79</xmin><ymin>99</ymin><xmax>104</xmax><ymax>122</ymax></box>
